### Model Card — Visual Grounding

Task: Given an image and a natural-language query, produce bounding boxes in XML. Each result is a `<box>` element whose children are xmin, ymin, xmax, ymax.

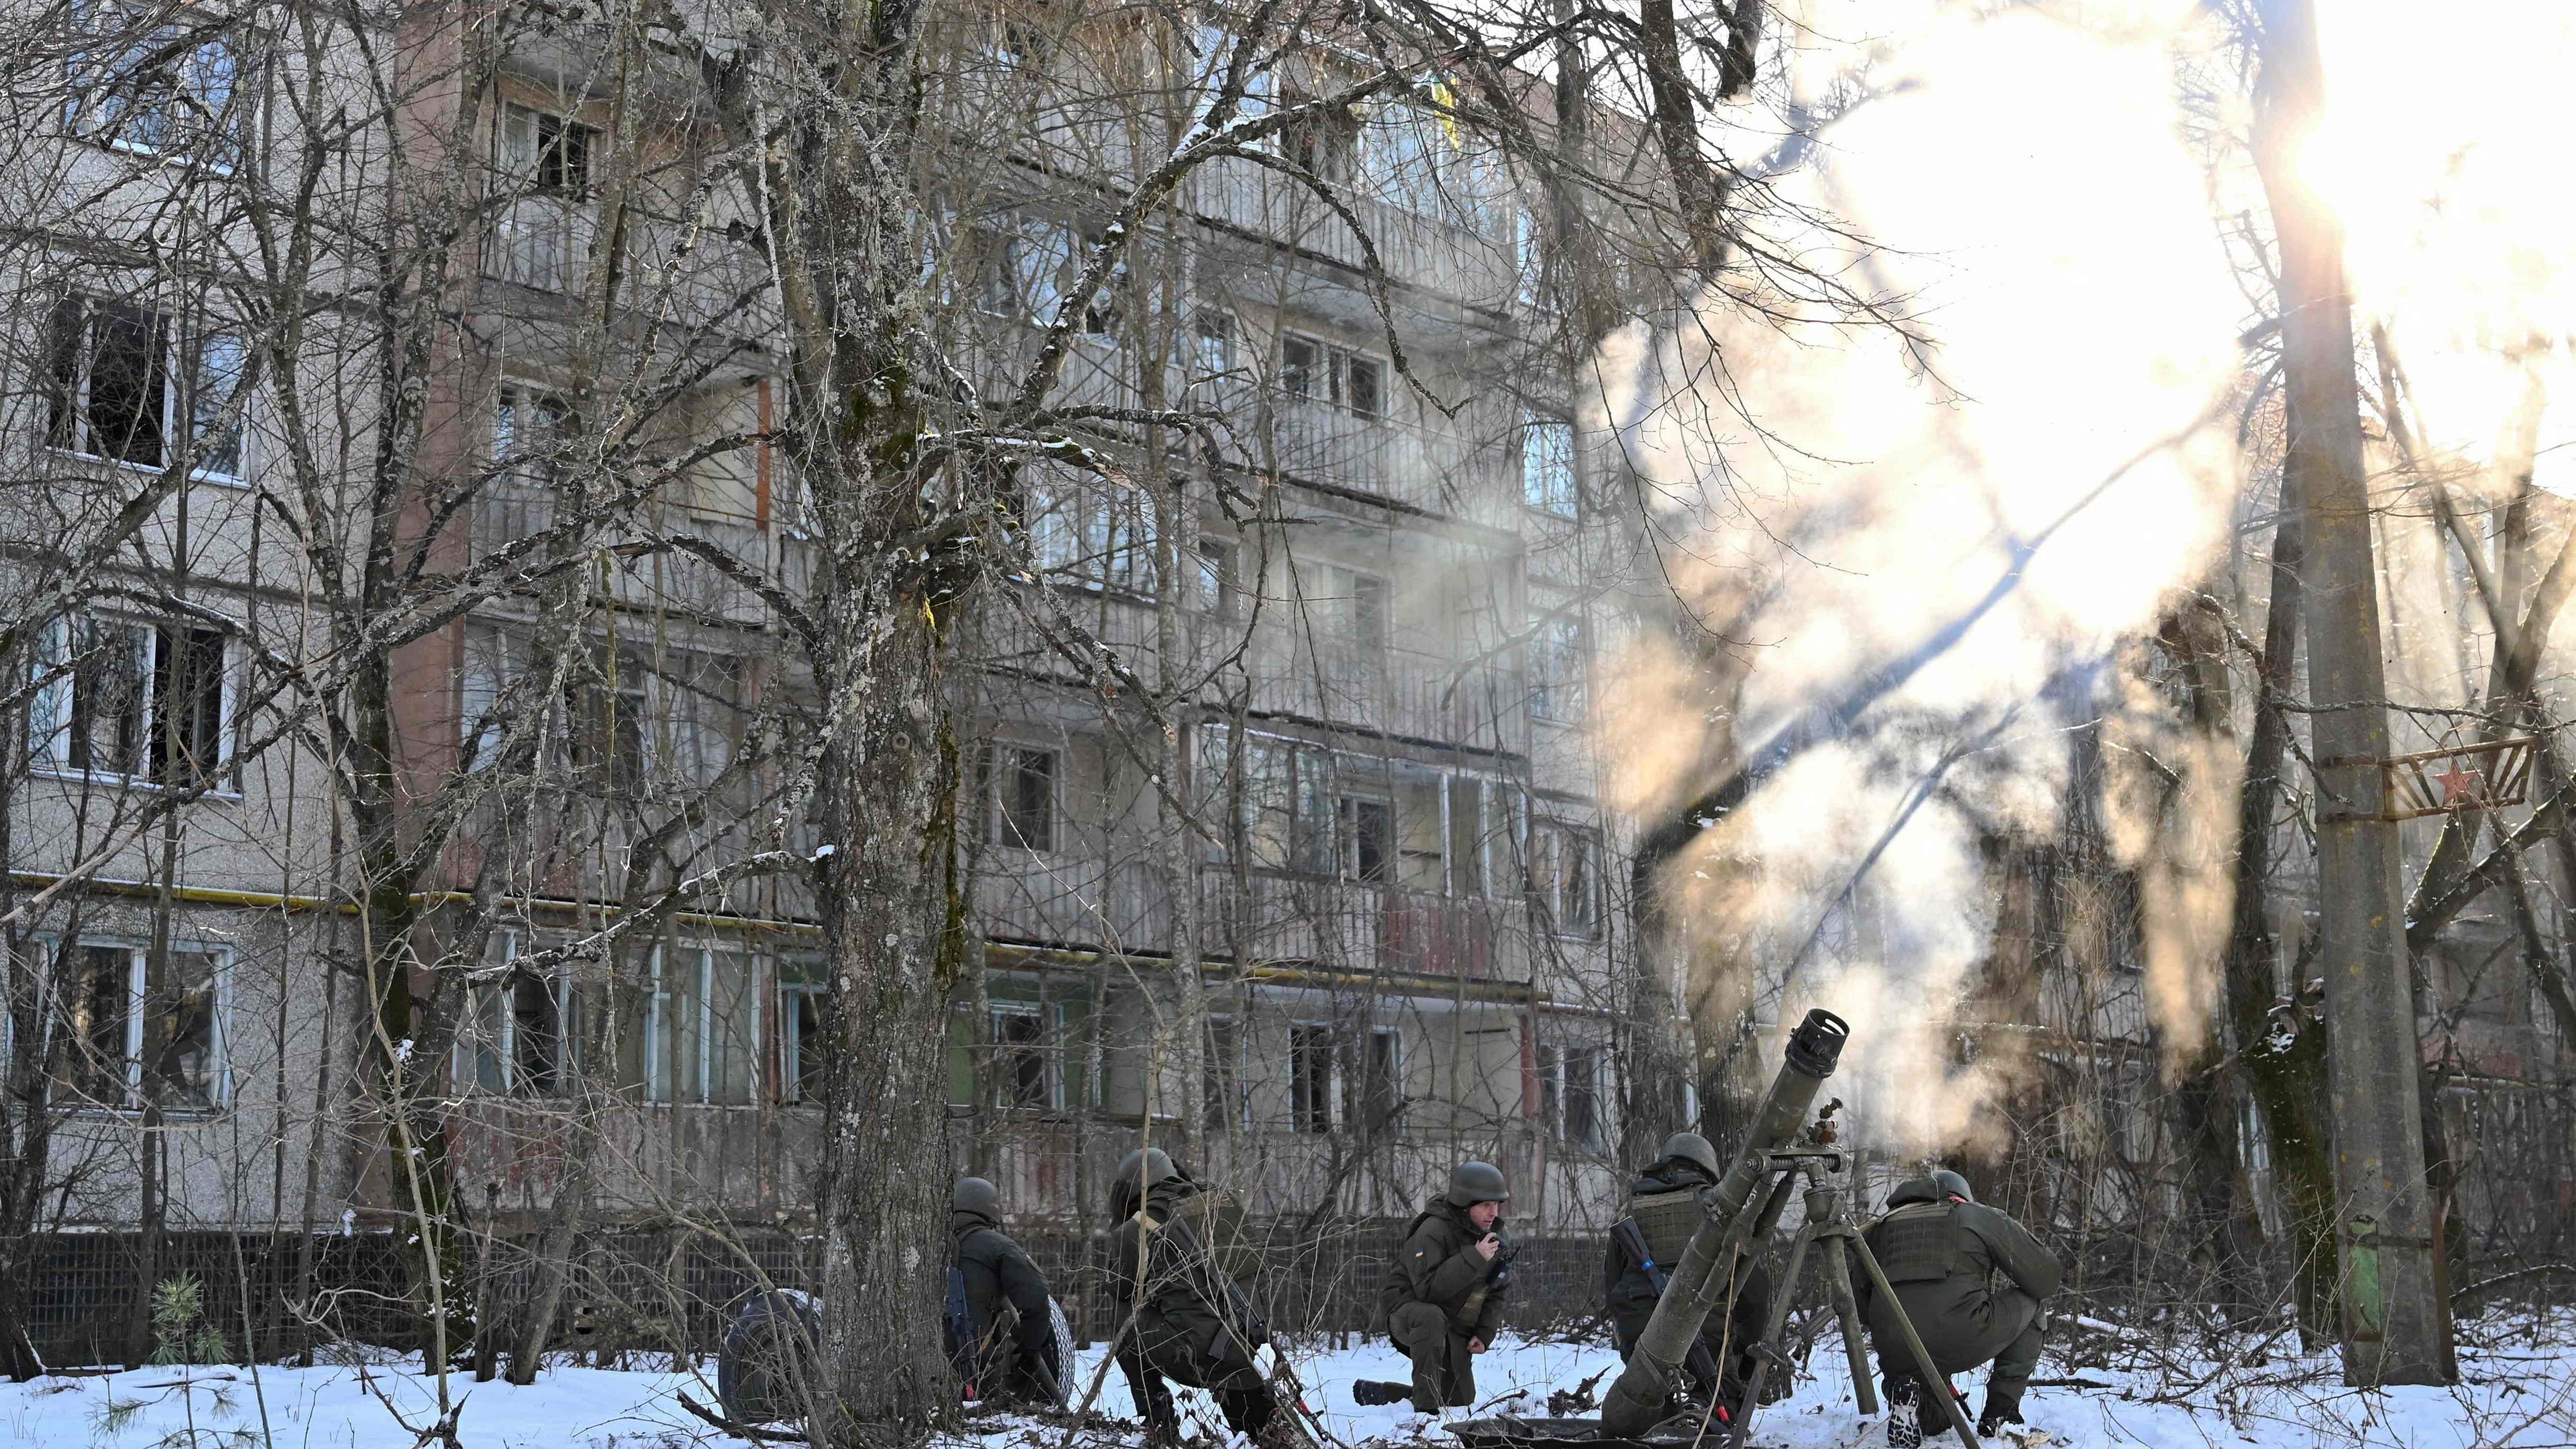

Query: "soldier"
<box><xmin>1107</xmin><ymin>1147</ymin><xmax>1294</xmax><ymax>1448</ymax></box>
<box><xmin>946</xmin><ymin>1176</ymin><xmax>1066</xmax><ymax>1406</ymax></box>
<box><xmin>1377</xmin><ymin>1161</ymin><xmax>1514</xmax><ymax>1415</ymax></box>
<box><xmin>1854</xmin><ymin>1169</ymin><xmax>2062</xmax><ymax>1446</ymax></box>
<box><xmin>1602</xmin><ymin>1131</ymin><xmax>1776</xmax><ymax>1419</ymax></box>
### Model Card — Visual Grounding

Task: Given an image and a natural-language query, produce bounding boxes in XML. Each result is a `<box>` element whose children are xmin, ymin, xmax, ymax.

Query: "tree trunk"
<box><xmin>808</xmin><ymin>600</ymin><xmax>963</xmax><ymax>1443</ymax></box>
<box><xmin>2217</xmin><ymin>505</ymin><xmax>2340</xmax><ymax>1338</ymax></box>
<box><xmin>2252</xmin><ymin>0</ymin><xmax>2453</xmax><ymax>1385</ymax></box>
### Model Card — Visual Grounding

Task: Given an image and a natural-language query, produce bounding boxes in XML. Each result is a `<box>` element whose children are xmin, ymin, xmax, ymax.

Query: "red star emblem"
<box><xmin>2433</xmin><ymin>764</ymin><xmax>2485</xmax><ymax>804</ymax></box>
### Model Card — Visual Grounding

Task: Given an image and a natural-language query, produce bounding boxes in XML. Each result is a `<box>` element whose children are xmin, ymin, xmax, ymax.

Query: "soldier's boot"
<box><xmin>1136</xmin><ymin>1381</ymin><xmax>1182</xmax><ymax>1447</ymax></box>
<box><xmin>1884</xmin><ymin>1377</ymin><xmax>1923</xmax><ymax>1449</ymax></box>
<box><xmin>1352</xmin><ymin>1380</ymin><xmax>1414</xmax><ymax>1406</ymax></box>
<box><xmin>1976</xmin><ymin>1380</ymin><xmax>2029</xmax><ymax>1437</ymax></box>
<box><xmin>1923</xmin><ymin>1380</ymin><xmax>1970</xmax><ymax>1441</ymax></box>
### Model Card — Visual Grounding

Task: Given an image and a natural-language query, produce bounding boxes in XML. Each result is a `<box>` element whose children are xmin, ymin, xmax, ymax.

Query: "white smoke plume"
<box><xmin>1595</xmin><ymin>0</ymin><xmax>2576</xmax><ymax>1154</ymax></box>
<box><xmin>1595</xmin><ymin>0</ymin><xmax>2250</xmax><ymax>1153</ymax></box>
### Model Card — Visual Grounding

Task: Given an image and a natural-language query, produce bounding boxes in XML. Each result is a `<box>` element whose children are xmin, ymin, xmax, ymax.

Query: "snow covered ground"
<box><xmin>4</xmin><ymin>1317</ymin><xmax>2569</xmax><ymax>1449</ymax></box>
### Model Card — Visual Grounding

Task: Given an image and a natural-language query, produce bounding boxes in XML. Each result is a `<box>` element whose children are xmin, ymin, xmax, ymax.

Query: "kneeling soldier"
<box><xmin>1603</xmin><ymin>1131</ymin><xmax>1775</xmax><ymax>1417</ymax></box>
<box><xmin>1107</xmin><ymin>1147</ymin><xmax>1293</xmax><ymax>1447</ymax></box>
<box><xmin>947</xmin><ymin>1176</ymin><xmax>1066</xmax><ymax>1406</ymax></box>
<box><xmin>1856</xmin><ymin>1169</ymin><xmax>2061</xmax><ymax>1446</ymax></box>
<box><xmin>1379</xmin><ymin>1161</ymin><xmax>1513</xmax><ymax>1414</ymax></box>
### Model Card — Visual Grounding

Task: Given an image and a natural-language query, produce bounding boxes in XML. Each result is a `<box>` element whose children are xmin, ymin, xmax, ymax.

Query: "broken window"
<box><xmin>30</xmin><ymin>616</ymin><xmax>228</xmax><ymax>784</ymax></box>
<box><xmin>49</xmin><ymin>942</ymin><xmax>223</xmax><ymax>1110</ymax></box>
<box><xmin>1290</xmin><ymin>1024</ymin><xmax>1336</xmax><ymax>1133</ymax></box>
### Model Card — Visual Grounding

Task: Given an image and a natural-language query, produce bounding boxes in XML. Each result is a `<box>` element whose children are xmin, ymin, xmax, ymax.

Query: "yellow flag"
<box><xmin>1428</xmin><ymin>75</ymin><xmax>1464</xmax><ymax>149</ymax></box>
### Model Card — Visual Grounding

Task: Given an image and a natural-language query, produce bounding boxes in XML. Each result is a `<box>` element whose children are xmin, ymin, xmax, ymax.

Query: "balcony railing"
<box><xmin>485</xmin><ymin>195</ymin><xmax>596</xmax><ymax>293</ymax></box>
<box><xmin>1193</xmin><ymin>154</ymin><xmax>1516</xmax><ymax>303</ymax></box>
<box><xmin>1243</xmin><ymin>638</ymin><xmax>1527</xmax><ymax>753</ymax></box>
<box><xmin>472</xmin><ymin>477</ymin><xmax>555</xmax><ymax>562</ymax></box>
<box><xmin>973</xmin><ymin>863</ymin><xmax>1535</xmax><ymax>984</ymax></box>
<box><xmin>619</xmin><ymin>512</ymin><xmax>772</xmax><ymax>625</ymax></box>
<box><xmin>1261</xmin><ymin>396</ymin><xmax>1501</xmax><ymax>515</ymax></box>
<box><xmin>1210</xmin><ymin>874</ymin><xmax>1509</xmax><ymax>981</ymax></box>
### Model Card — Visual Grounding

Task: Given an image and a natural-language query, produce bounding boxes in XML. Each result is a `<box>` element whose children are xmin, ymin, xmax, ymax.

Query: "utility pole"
<box><xmin>2249</xmin><ymin>0</ymin><xmax>2455</xmax><ymax>1386</ymax></box>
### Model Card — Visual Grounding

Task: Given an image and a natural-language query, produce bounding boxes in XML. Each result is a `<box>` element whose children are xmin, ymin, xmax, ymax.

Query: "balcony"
<box><xmin>973</xmin><ymin>862</ymin><xmax>1531</xmax><ymax>985</ymax></box>
<box><xmin>1193</xmin><ymin>153</ymin><xmax>1516</xmax><ymax>304</ymax></box>
<box><xmin>1242</xmin><ymin>639</ymin><xmax>1527</xmax><ymax>754</ymax></box>
<box><xmin>472</xmin><ymin>477</ymin><xmax>556</xmax><ymax>564</ymax></box>
<box><xmin>1261</xmin><ymin>395</ymin><xmax>1500</xmax><ymax>516</ymax></box>
<box><xmin>485</xmin><ymin>195</ymin><xmax>596</xmax><ymax>294</ymax></box>
<box><xmin>622</xmin><ymin>511</ymin><xmax>773</xmax><ymax>626</ymax></box>
<box><xmin>1211</xmin><ymin>874</ymin><xmax>1513</xmax><ymax>982</ymax></box>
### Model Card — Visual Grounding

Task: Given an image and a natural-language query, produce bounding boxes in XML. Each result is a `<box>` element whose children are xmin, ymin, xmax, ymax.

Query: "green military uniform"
<box><xmin>1855</xmin><ymin>1174</ymin><xmax>2061</xmax><ymax>1433</ymax></box>
<box><xmin>1107</xmin><ymin>1150</ymin><xmax>1284</xmax><ymax>1445</ymax></box>
<box><xmin>948</xmin><ymin>1178</ymin><xmax>1060</xmax><ymax>1405</ymax></box>
<box><xmin>1379</xmin><ymin>1163</ymin><xmax>1511</xmax><ymax>1412</ymax></box>
<box><xmin>1603</xmin><ymin>1136</ymin><xmax>1775</xmax><ymax>1413</ymax></box>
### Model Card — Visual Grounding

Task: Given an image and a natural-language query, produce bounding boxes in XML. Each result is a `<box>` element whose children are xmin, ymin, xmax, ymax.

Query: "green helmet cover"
<box><xmin>1446</xmin><ymin>1160</ymin><xmax>1510</xmax><ymax>1208</ymax></box>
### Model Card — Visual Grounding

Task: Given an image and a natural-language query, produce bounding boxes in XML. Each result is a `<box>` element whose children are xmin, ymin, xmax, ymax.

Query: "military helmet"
<box><xmin>1446</xmin><ymin>1160</ymin><xmax>1510</xmax><ymax>1208</ymax></box>
<box><xmin>1930</xmin><ymin>1169</ymin><xmax>1975</xmax><ymax>1203</ymax></box>
<box><xmin>1657</xmin><ymin>1131</ymin><xmax>1721</xmax><ymax>1182</ymax></box>
<box><xmin>1117</xmin><ymin>1146</ymin><xmax>1180</xmax><ymax>1189</ymax></box>
<box><xmin>952</xmin><ymin>1175</ymin><xmax>1001</xmax><ymax>1216</ymax></box>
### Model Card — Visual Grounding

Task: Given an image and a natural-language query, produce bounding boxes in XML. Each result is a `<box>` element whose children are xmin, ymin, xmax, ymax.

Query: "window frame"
<box><xmin>1521</xmin><ymin>412</ymin><xmax>1578</xmax><ymax>518</ymax></box>
<box><xmin>493</xmin><ymin>383</ymin><xmax>575</xmax><ymax>477</ymax></box>
<box><xmin>1531</xmin><ymin>818</ymin><xmax>1603</xmax><ymax>939</ymax></box>
<box><xmin>1515</xmin><ymin>208</ymin><xmax>1549</xmax><ymax>312</ymax></box>
<box><xmin>984</xmin><ymin>742</ymin><xmax>1060</xmax><ymax>853</ymax></box>
<box><xmin>1536</xmin><ymin>1042</ymin><xmax>1561</xmax><ymax>1136</ymax></box>
<box><xmin>1195</xmin><ymin>537</ymin><xmax>1240</xmax><ymax>619</ymax></box>
<box><xmin>507</xmin><ymin>957</ymin><xmax>569</xmax><ymax>1096</ymax></box>
<box><xmin>1288</xmin><ymin>1022</ymin><xmax>1339</xmax><ymax>1134</ymax></box>
<box><xmin>29</xmin><ymin>612</ymin><xmax>236</xmax><ymax>791</ymax></box>
<box><xmin>1028</xmin><ymin>473</ymin><xmax>1159</xmax><ymax>597</ymax></box>
<box><xmin>569</xmin><ymin>673</ymin><xmax>650</xmax><ymax>798</ymax></box>
<box><xmin>642</xmin><ymin>943</ymin><xmax>761</xmax><ymax>1105</ymax></box>
<box><xmin>974</xmin><ymin>213</ymin><xmax>1080</xmax><ymax>320</ymax></box>
<box><xmin>1187</xmin><ymin>311</ymin><xmax>1236</xmax><ymax>390</ymax></box>
<box><xmin>451</xmin><ymin>931</ymin><xmax>576</xmax><ymax>1098</ymax></box>
<box><xmin>1335</xmin><ymin>793</ymin><xmax>1394</xmax><ymax>884</ymax></box>
<box><xmin>1348</xmin><ymin>571</ymin><xmax>1390</xmax><ymax>652</ymax></box>
<box><xmin>1529</xmin><ymin>608</ymin><xmax>1591</xmax><ymax>726</ymax></box>
<box><xmin>65</xmin><ymin>10</ymin><xmax>253</xmax><ymax>170</ymax></box>
<box><xmin>697</xmin><ymin>944</ymin><xmax>761</xmax><ymax>1106</ymax></box>
<box><xmin>777</xmin><ymin>957</ymin><xmax>827</xmax><ymax>1105</ymax></box>
<box><xmin>36</xmin><ymin>935</ymin><xmax>231</xmax><ymax>1114</ymax></box>
<box><xmin>1352</xmin><ymin>1023</ymin><xmax>1401</xmax><ymax>1129</ymax></box>
<box><xmin>1279</xmin><ymin>333</ymin><xmax>1387</xmax><ymax>421</ymax></box>
<box><xmin>46</xmin><ymin>295</ymin><xmax>250</xmax><ymax>483</ymax></box>
<box><xmin>642</xmin><ymin>943</ymin><xmax>673</xmax><ymax>1102</ymax></box>
<box><xmin>1562</xmin><ymin>1043</ymin><xmax>1603</xmax><ymax>1149</ymax></box>
<box><xmin>457</xmin><ymin>624</ymin><xmax>521</xmax><ymax>773</ymax></box>
<box><xmin>496</xmin><ymin>102</ymin><xmax>597</xmax><ymax>199</ymax></box>
<box><xmin>988</xmin><ymin>998</ymin><xmax>1062</xmax><ymax>1112</ymax></box>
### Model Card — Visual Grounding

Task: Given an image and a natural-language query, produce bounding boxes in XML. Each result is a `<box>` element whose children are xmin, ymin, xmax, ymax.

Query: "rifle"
<box><xmin>1611</xmin><ymin>1216</ymin><xmax>1730</xmax><ymax>1409</ymax></box>
<box><xmin>1255</xmin><ymin>1342</ymin><xmax>1331</xmax><ymax>1449</ymax></box>
<box><xmin>943</xmin><ymin>1263</ymin><xmax>981</xmax><ymax>1400</ymax></box>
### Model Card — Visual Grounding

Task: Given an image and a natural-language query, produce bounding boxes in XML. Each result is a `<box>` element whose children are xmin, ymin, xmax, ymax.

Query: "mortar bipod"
<box><xmin>1713</xmin><ymin>1149</ymin><xmax>1982</xmax><ymax>1449</ymax></box>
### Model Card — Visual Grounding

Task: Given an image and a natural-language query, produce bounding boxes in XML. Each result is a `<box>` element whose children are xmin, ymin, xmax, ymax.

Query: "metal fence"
<box><xmin>21</xmin><ymin>1221</ymin><xmax>1604</xmax><ymax>1365</ymax></box>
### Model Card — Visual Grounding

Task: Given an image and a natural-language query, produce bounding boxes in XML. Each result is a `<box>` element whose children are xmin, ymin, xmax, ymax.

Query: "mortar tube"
<box><xmin>1599</xmin><ymin>1009</ymin><xmax>1847</xmax><ymax>1437</ymax></box>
